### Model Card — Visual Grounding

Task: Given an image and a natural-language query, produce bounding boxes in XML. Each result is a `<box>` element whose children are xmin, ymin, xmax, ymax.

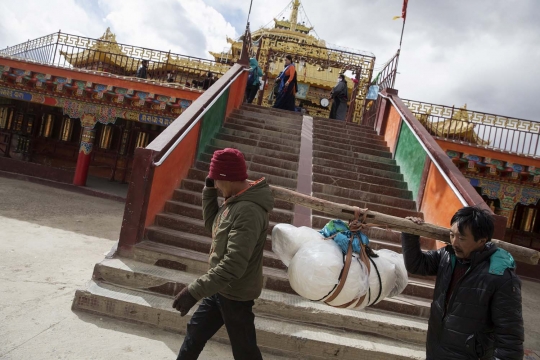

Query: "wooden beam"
<box><xmin>269</xmin><ymin>185</ymin><xmax>540</xmax><ymax>266</ymax></box>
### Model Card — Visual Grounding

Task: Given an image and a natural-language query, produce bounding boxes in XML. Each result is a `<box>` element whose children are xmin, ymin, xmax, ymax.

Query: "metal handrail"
<box><xmin>0</xmin><ymin>32</ymin><xmax>232</xmax><ymax>85</ymax></box>
<box><xmin>153</xmin><ymin>68</ymin><xmax>248</xmax><ymax>167</ymax></box>
<box><xmin>403</xmin><ymin>99</ymin><xmax>540</xmax><ymax>158</ymax></box>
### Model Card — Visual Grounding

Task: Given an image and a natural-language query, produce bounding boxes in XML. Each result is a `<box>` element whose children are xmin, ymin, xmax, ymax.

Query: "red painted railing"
<box><xmin>374</xmin><ymin>89</ymin><xmax>508</xmax><ymax>242</ymax></box>
<box><xmin>118</xmin><ymin>63</ymin><xmax>248</xmax><ymax>251</ymax></box>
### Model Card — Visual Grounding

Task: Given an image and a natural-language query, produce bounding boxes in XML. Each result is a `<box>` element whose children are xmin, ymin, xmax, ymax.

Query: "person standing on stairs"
<box><xmin>172</xmin><ymin>148</ymin><xmax>274</xmax><ymax>360</ymax></box>
<box><xmin>273</xmin><ymin>54</ymin><xmax>297</xmax><ymax>111</ymax></box>
<box><xmin>329</xmin><ymin>74</ymin><xmax>348</xmax><ymax>121</ymax></box>
<box><xmin>403</xmin><ymin>207</ymin><xmax>524</xmax><ymax>360</ymax></box>
<box><xmin>245</xmin><ymin>58</ymin><xmax>263</xmax><ymax>104</ymax></box>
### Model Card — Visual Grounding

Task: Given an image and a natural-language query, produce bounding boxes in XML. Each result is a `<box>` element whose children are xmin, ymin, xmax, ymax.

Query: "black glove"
<box><xmin>172</xmin><ymin>287</ymin><xmax>198</xmax><ymax>316</ymax></box>
<box><xmin>205</xmin><ymin>177</ymin><xmax>215</xmax><ymax>188</ymax></box>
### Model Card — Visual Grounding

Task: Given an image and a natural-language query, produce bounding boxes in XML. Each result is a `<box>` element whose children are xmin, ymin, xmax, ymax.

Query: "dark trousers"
<box><xmin>245</xmin><ymin>84</ymin><xmax>259</xmax><ymax>104</ymax></box>
<box><xmin>177</xmin><ymin>294</ymin><xmax>263</xmax><ymax>360</ymax></box>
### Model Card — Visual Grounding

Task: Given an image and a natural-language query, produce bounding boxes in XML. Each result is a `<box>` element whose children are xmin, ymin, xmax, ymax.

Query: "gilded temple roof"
<box><xmin>60</xmin><ymin>28</ymin><xmax>230</xmax><ymax>76</ymax></box>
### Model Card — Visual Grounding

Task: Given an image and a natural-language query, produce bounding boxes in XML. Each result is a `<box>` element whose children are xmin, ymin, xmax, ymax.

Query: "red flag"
<box><xmin>402</xmin><ymin>0</ymin><xmax>409</xmax><ymax>20</ymax></box>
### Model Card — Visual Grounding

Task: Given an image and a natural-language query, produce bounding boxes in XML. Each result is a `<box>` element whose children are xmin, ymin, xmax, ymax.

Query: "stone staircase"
<box><xmin>73</xmin><ymin>104</ymin><xmax>434</xmax><ymax>359</ymax></box>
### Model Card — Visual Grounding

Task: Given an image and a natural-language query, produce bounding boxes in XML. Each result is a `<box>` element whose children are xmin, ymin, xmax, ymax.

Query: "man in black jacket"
<box><xmin>403</xmin><ymin>206</ymin><xmax>524</xmax><ymax>359</ymax></box>
<box><xmin>136</xmin><ymin>59</ymin><xmax>148</xmax><ymax>79</ymax></box>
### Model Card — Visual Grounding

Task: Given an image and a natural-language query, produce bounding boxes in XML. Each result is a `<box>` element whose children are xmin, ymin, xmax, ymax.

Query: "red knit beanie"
<box><xmin>208</xmin><ymin>148</ymin><xmax>248</xmax><ymax>181</ymax></box>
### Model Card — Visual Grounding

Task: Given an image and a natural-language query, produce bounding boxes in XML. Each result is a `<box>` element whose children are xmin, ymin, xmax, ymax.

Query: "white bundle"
<box><xmin>271</xmin><ymin>223</ymin><xmax>408</xmax><ymax>309</ymax></box>
<box><xmin>377</xmin><ymin>249</ymin><xmax>409</xmax><ymax>298</ymax></box>
<box><xmin>272</xmin><ymin>224</ymin><xmax>325</xmax><ymax>267</ymax></box>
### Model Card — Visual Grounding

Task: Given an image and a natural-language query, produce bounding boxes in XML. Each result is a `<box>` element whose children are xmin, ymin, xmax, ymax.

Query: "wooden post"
<box><xmin>345</xmin><ymin>67</ymin><xmax>361</xmax><ymax>123</ymax></box>
<box><xmin>73</xmin><ymin>126</ymin><xmax>96</xmax><ymax>186</ymax></box>
<box><xmin>257</xmin><ymin>49</ymin><xmax>272</xmax><ymax>106</ymax></box>
<box><xmin>238</xmin><ymin>23</ymin><xmax>250</xmax><ymax>66</ymax></box>
<box><xmin>269</xmin><ymin>185</ymin><xmax>540</xmax><ymax>265</ymax></box>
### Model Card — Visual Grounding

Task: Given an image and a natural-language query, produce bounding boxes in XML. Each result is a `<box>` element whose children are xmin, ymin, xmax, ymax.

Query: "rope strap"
<box><xmin>322</xmin><ymin>207</ymin><xmax>386</xmax><ymax>308</ymax></box>
<box><xmin>324</xmin><ymin>207</ymin><xmax>370</xmax><ymax>306</ymax></box>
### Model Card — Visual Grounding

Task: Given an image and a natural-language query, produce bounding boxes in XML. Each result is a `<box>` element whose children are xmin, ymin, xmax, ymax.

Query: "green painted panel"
<box><xmin>395</xmin><ymin>121</ymin><xmax>427</xmax><ymax>202</ymax></box>
<box><xmin>197</xmin><ymin>88</ymin><xmax>230</xmax><ymax>158</ymax></box>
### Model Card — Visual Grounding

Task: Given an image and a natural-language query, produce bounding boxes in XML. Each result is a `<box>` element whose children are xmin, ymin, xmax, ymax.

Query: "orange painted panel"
<box><xmin>384</xmin><ymin>106</ymin><xmax>402</xmax><ymax>154</ymax></box>
<box><xmin>0</xmin><ymin>57</ymin><xmax>200</xmax><ymax>101</ymax></box>
<box><xmin>436</xmin><ymin>139</ymin><xmax>540</xmax><ymax>168</ymax></box>
<box><xmin>145</xmin><ymin>121</ymin><xmax>201</xmax><ymax>227</ymax></box>
<box><xmin>421</xmin><ymin>162</ymin><xmax>464</xmax><ymax>237</ymax></box>
<box><xmin>225</xmin><ymin>71</ymin><xmax>248</xmax><ymax>117</ymax></box>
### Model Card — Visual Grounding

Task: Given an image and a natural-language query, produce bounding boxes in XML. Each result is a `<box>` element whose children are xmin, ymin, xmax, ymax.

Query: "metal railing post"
<box><xmin>51</xmin><ymin>30</ymin><xmax>61</xmax><ymax>65</ymax></box>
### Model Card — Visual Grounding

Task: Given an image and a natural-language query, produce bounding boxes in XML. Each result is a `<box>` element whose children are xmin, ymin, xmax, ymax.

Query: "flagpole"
<box><xmin>399</xmin><ymin>16</ymin><xmax>407</xmax><ymax>49</ymax></box>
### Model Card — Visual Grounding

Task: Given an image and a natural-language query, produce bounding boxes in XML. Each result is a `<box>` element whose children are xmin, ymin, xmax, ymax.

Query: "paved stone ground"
<box><xmin>0</xmin><ymin>176</ymin><xmax>539</xmax><ymax>359</ymax></box>
<box><xmin>0</xmin><ymin>177</ymin><xmax>287</xmax><ymax>360</ymax></box>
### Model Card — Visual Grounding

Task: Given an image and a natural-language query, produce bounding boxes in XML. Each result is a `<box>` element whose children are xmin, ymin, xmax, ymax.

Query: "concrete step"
<box><xmin>215</xmin><ymin>132</ymin><xmax>300</xmax><ymax>151</ymax></box>
<box><xmin>313</xmin><ymin>164</ymin><xmax>407</xmax><ymax>189</ymax></box>
<box><xmin>212</xmin><ymin>135</ymin><xmax>299</xmax><ymax>156</ymax></box>
<box><xmin>129</xmin><ymin>241</ymin><xmax>295</xmax><ymax>294</ymax></box>
<box><xmin>218</xmin><ymin>128</ymin><xmax>301</xmax><ymax>148</ymax></box>
<box><xmin>183</xmin><ymin>170</ymin><xmax>297</xmax><ymax>204</ymax></box>
<box><xmin>189</xmin><ymin>165</ymin><xmax>297</xmax><ymax>189</ymax></box>
<box><xmin>312</xmin><ymin>183</ymin><xmax>417</xmax><ymax>210</ymax></box>
<box><xmin>312</xmin><ymin>131</ymin><xmax>388</xmax><ymax>148</ymax></box>
<box><xmin>313</xmin><ymin>128</ymin><xmax>385</xmax><ymax>144</ymax></box>
<box><xmin>206</xmin><ymin>143</ymin><xmax>299</xmax><ymax>164</ymax></box>
<box><xmin>312</xmin><ymin>124</ymin><xmax>381</xmax><ymax>142</ymax></box>
<box><xmin>126</xmin><ymin>241</ymin><xmax>432</xmax><ymax>318</ymax></box>
<box><xmin>197</xmin><ymin>153</ymin><xmax>299</xmax><ymax>173</ymax></box>
<box><xmin>203</xmin><ymin>148</ymin><xmax>298</xmax><ymax>189</ymax></box>
<box><xmin>74</xmin><ymin>280</ymin><xmax>425</xmax><ymax>359</ymax></box>
<box><xmin>240</xmin><ymin>105</ymin><xmax>304</xmax><ymax>120</ymax></box>
<box><xmin>165</xmin><ymin>194</ymin><xmax>294</xmax><ymax>224</ymax></box>
<box><xmin>145</xmin><ymin>226</ymin><xmax>285</xmax><ymax>269</ymax></box>
<box><xmin>227</xmin><ymin>114</ymin><xmax>303</xmax><ymax>133</ymax></box>
<box><xmin>312</xmin><ymin>116</ymin><xmax>378</xmax><ymax>133</ymax></box>
<box><xmin>313</xmin><ymin>154</ymin><xmax>400</xmax><ymax>174</ymax></box>
<box><xmin>313</xmin><ymin>119</ymin><xmax>379</xmax><ymax>135</ymax></box>
<box><xmin>223</xmin><ymin>122</ymin><xmax>302</xmax><ymax>140</ymax></box>
<box><xmin>312</xmin><ymin>173</ymin><xmax>412</xmax><ymax>200</ymax></box>
<box><xmin>314</xmin><ymin>137</ymin><xmax>390</xmax><ymax>153</ymax></box>
<box><xmin>311</xmin><ymin>189</ymin><xmax>422</xmax><ymax>219</ymax></box>
<box><xmin>230</xmin><ymin>111</ymin><xmax>303</xmax><ymax>128</ymax></box>
<box><xmin>313</xmin><ymin>131</ymin><xmax>388</xmax><ymax>148</ymax></box>
<box><xmin>314</xmin><ymin>159</ymin><xmax>403</xmax><ymax>182</ymax></box>
<box><xmin>314</xmin><ymin>143</ymin><xmax>392</xmax><ymax>161</ymax></box>
<box><xmin>313</xmin><ymin>148</ymin><xmax>395</xmax><ymax>167</ymax></box>
<box><xmin>155</xmin><ymin>212</ymin><xmax>278</xmax><ymax>237</ymax></box>
<box><xmin>226</xmin><ymin>117</ymin><xmax>302</xmax><ymax>136</ymax></box>
<box><xmin>92</xmin><ymin>257</ymin><xmax>429</xmax><ymax>343</ymax></box>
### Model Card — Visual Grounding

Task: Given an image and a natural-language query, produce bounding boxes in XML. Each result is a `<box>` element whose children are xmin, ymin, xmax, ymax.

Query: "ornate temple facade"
<box><xmin>210</xmin><ymin>0</ymin><xmax>376</xmax><ymax>120</ymax></box>
<box><xmin>0</xmin><ymin>31</ymin><xmax>208</xmax><ymax>185</ymax></box>
<box><xmin>404</xmin><ymin>99</ymin><xmax>540</xmax><ymax>249</ymax></box>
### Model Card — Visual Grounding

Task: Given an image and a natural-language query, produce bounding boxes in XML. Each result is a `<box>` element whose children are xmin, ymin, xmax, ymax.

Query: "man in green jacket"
<box><xmin>173</xmin><ymin>148</ymin><xmax>274</xmax><ymax>360</ymax></box>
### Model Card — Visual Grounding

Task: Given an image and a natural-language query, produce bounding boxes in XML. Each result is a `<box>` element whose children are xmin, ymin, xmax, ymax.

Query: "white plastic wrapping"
<box><xmin>325</xmin><ymin>253</ymin><xmax>369</xmax><ymax>307</ymax></box>
<box><xmin>288</xmin><ymin>240</ymin><xmax>343</xmax><ymax>300</ymax></box>
<box><xmin>377</xmin><ymin>249</ymin><xmax>409</xmax><ymax>298</ymax></box>
<box><xmin>271</xmin><ymin>223</ymin><xmax>408</xmax><ymax>309</ymax></box>
<box><xmin>272</xmin><ymin>224</ymin><xmax>324</xmax><ymax>267</ymax></box>
<box><xmin>356</xmin><ymin>254</ymin><xmax>397</xmax><ymax>309</ymax></box>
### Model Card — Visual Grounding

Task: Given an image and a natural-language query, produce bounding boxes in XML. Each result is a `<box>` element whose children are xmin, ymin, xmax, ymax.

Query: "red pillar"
<box><xmin>73</xmin><ymin>127</ymin><xmax>96</xmax><ymax>186</ymax></box>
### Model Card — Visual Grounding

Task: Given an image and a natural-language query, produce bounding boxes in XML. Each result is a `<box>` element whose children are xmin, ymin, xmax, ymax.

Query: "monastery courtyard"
<box><xmin>0</xmin><ymin>176</ymin><xmax>289</xmax><ymax>360</ymax></box>
<box><xmin>0</xmin><ymin>175</ymin><xmax>539</xmax><ymax>359</ymax></box>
